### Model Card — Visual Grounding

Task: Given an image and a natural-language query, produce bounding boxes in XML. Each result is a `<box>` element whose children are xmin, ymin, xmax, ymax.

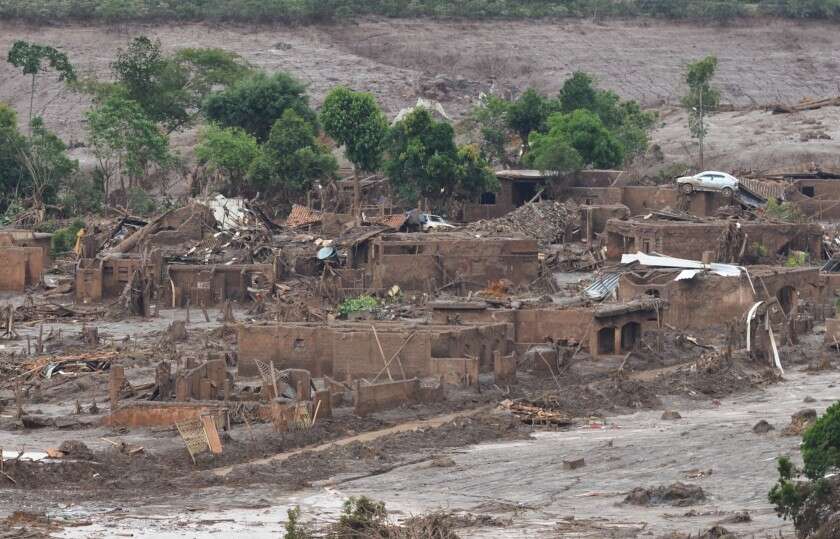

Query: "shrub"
<box><xmin>282</xmin><ymin>506</ymin><xmax>313</xmax><ymax>539</ymax></box>
<box><xmin>51</xmin><ymin>218</ymin><xmax>85</xmax><ymax>254</ymax></box>
<box><xmin>337</xmin><ymin>295</ymin><xmax>380</xmax><ymax>318</ymax></box>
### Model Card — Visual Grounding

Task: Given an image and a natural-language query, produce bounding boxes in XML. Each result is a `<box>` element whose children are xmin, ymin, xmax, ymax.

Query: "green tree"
<box><xmin>0</xmin><ymin>103</ymin><xmax>30</xmax><ymax>213</ymax></box>
<box><xmin>384</xmin><ymin>108</ymin><xmax>497</xmax><ymax>206</ymax></box>
<box><xmin>195</xmin><ymin>124</ymin><xmax>260</xmax><ymax>195</ymax></box>
<box><xmin>18</xmin><ymin>117</ymin><xmax>78</xmax><ymax>212</ymax></box>
<box><xmin>246</xmin><ymin>109</ymin><xmax>337</xmax><ymax>199</ymax></box>
<box><xmin>111</xmin><ymin>36</ymin><xmax>251</xmax><ymax>133</ymax></box>
<box><xmin>7</xmin><ymin>41</ymin><xmax>76</xmax><ymax>129</ymax></box>
<box><xmin>203</xmin><ymin>72</ymin><xmax>316</xmax><ymax>142</ymax></box>
<box><xmin>527</xmin><ymin>109</ymin><xmax>623</xmax><ymax>172</ymax></box>
<box><xmin>558</xmin><ymin>72</ymin><xmax>656</xmax><ymax>163</ymax></box>
<box><xmin>682</xmin><ymin>55</ymin><xmax>720</xmax><ymax>170</ymax></box>
<box><xmin>507</xmin><ymin>88</ymin><xmax>556</xmax><ymax>149</ymax></box>
<box><xmin>320</xmin><ymin>87</ymin><xmax>388</xmax><ymax>218</ymax></box>
<box><xmin>85</xmin><ymin>94</ymin><xmax>171</xmax><ymax>200</ymax></box>
<box><xmin>559</xmin><ymin>71</ymin><xmax>598</xmax><ymax>113</ymax></box>
<box><xmin>470</xmin><ymin>93</ymin><xmax>511</xmax><ymax>164</ymax></box>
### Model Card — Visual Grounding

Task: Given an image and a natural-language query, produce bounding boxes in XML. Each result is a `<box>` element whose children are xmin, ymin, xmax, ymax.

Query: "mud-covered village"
<box><xmin>5</xmin><ymin>2</ymin><xmax>840</xmax><ymax>538</ymax></box>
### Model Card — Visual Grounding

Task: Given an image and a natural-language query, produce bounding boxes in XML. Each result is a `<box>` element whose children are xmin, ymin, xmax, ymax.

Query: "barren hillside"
<box><xmin>1</xmin><ymin>18</ymin><xmax>839</xmax><ymax>170</ymax></box>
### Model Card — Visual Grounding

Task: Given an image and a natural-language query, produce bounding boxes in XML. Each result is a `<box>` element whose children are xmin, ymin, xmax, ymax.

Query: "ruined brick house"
<box><xmin>237</xmin><ymin>321</ymin><xmax>511</xmax><ymax>384</ymax></box>
<box><xmin>0</xmin><ymin>229</ymin><xmax>52</xmax><ymax>292</ymax></box>
<box><xmin>430</xmin><ymin>299</ymin><xmax>660</xmax><ymax>357</ymax></box>
<box><xmin>331</xmin><ymin>232</ymin><xmax>540</xmax><ymax>294</ymax></box>
<box><xmin>462</xmin><ymin>169</ymin><xmax>622</xmax><ymax>222</ymax></box>
<box><xmin>604</xmin><ymin>218</ymin><xmax>822</xmax><ymax>263</ymax></box>
<box><xmin>75</xmin><ymin>203</ymin><xmax>277</xmax><ymax>305</ymax></box>
<box><xmin>617</xmin><ymin>266</ymin><xmax>825</xmax><ymax>331</ymax></box>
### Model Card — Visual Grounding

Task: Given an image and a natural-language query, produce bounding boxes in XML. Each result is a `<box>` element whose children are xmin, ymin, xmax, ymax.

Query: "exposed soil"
<box><xmin>2</xmin><ymin>18</ymin><xmax>840</xmax><ymax>174</ymax></box>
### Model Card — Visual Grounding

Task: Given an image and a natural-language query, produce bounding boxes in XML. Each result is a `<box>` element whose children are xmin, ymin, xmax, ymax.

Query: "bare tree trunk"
<box><xmin>28</xmin><ymin>74</ymin><xmax>35</xmax><ymax>133</ymax></box>
<box><xmin>353</xmin><ymin>166</ymin><xmax>361</xmax><ymax>225</ymax></box>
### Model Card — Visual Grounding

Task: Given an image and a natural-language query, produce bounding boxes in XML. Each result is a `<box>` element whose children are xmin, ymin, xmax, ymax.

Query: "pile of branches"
<box><xmin>464</xmin><ymin>200</ymin><xmax>579</xmax><ymax>247</ymax></box>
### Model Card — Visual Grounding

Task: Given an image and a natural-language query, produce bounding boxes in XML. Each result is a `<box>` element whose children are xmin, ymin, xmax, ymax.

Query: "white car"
<box><xmin>676</xmin><ymin>171</ymin><xmax>739</xmax><ymax>198</ymax></box>
<box><xmin>421</xmin><ymin>214</ymin><xmax>456</xmax><ymax>232</ymax></box>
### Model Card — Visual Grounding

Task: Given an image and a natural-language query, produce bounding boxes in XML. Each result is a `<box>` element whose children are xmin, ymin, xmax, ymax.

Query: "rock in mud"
<box><xmin>430</xmin><ymin>457</ymin><xmax>456</xmax><ymax>468</ymax></box>
<box><xmin>661</xmin><ymin>410</ymin><xmax>682</xmax><ymax>420</ymax></box>
<box><xmin>698</xmin><ymin>525</ymin><xmax>737</xmax><ymax>539</ymax></box>
<box><xmin>752</xmin><ymin>420</ymin><xmax>774</xmax><ymax>434</ymax></box>
<box><xmin>58</xmin><ymin>440</ymin><xmax>93</xmax><ymax>460</ymax></box>
<box><xmin>782</xmin><ymin>408</ymin><xmax>817</xmax><ymax>436</ymax></box>
<box><xmin>624</xmin><ymin>482</ymin><xmax>706</xmax><ymax>507</ymax></box>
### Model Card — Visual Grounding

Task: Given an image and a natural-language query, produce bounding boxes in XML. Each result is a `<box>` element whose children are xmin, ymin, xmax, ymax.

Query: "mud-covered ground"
<box><xmin>0</xmin><ymin>312</ymin><xmax>823</xmax><ymax>537</ymax></box>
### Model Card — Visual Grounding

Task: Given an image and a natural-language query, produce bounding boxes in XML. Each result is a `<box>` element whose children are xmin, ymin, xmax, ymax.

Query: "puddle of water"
<box><xmin>1</xmin><ymin>450</ymin><xmax>50</xmax><ymax>462</ymax></box>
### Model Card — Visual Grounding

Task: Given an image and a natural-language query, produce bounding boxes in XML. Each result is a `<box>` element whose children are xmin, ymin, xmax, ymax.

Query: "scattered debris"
<box><xmin>623</xmin><ymin>483</ymin><xmax>706</xmax><ymax>507</ymax></box>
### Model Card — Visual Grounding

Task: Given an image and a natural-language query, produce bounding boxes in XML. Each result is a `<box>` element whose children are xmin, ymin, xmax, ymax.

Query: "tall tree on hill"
<box><xmin>110</xmin><ymin>36</ymin><xmax>252</xmax><ymax>133</ymax></box>
<box><xmin>203</xmin><ymin>71</ymin><xmax>315</xmax><ymax>143</ymax></box>
<box><xmin>682</xmin><ymin>55</ymin><xmax>720</xmax><ymax>170</ymax></box>
<box><xmin>320</xmin><ymin>87</ymin><xmax>388</xmax><ymax>220</ymax></box>
<box><xmin>6</xmin><ymin>41</ymin><xmax>76</xmax><ymax>131</ymax></box>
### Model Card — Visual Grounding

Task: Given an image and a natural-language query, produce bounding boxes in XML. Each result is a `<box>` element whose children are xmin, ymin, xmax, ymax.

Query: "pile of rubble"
<box><xmin>465</xmin><ymin>200</ymin><xmax>579</xmax><ymax>247</ymax></box>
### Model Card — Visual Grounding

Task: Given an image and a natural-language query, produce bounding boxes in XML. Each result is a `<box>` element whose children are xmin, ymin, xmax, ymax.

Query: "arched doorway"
<box><xmin>621</xmin><ymin>322</ymin><xmax>642</xmax><ymax>352</ymax></box>
<box><xmin>597</xmin><ymin>327</ymin><xmax>616</xmax><ymax>355</ymax></box>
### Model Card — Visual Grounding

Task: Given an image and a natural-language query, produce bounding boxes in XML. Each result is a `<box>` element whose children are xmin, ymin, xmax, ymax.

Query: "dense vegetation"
<box><xmin>2</xmin><ymin>0</ymin><xmax>840</xmax><ymax>23</ymax></box>
<box><xmin>769</xmin><ymin>402</ymin><xmax>840</xmax><ymax>537</ymax></box>
<box><xmin>471</xmin><ymin>72</ymin><xmax>657</xmax><ymax>174</ymax></box>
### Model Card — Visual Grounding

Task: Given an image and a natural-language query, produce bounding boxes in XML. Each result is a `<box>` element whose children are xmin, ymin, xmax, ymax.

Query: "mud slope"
<box><xmin>1</xmin><ymin>18</ymin><xmax>839</xmax><ymax>171</ymax></box>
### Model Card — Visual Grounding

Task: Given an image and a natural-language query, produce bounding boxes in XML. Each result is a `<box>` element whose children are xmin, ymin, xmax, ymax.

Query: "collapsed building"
<box><xmin>0</xmin><ymin>229</ymin><xmax>52</xmax><ymax>292</ymax></box>
<box><xmin>605</xmin><ymin>218</ymin><xmax>822</xmax><ymax>263</ymax></box>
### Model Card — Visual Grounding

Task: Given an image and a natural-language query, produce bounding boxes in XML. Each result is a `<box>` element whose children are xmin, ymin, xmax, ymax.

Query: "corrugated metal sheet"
<box><xmin>584</xmin><ymin>272</ymin><xmax>621</xmax><ymax>300</ymax></box>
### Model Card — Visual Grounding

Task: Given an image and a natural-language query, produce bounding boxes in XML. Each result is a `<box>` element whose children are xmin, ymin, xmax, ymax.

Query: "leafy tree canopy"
<box><xmin>506</xmin><ymin>88</ymin><xmax>557</xmax><ymax>145</ymax></box>
<box><xmin>203</xmin><ymin>71</ymin><xmax>316</xmax><ymax>143</ymax></box>
<box><xmin>110</xmin><ymin>36</ymin><xmax>251</xmax><ymax>132</ymax></box>
<box><xmin>7</xmin><ymin>40</ymin><xmax>75</xmax><ymax>80</ymax></box>
<box><xmin>384</xmin><ymin>108</ymin><xmax>497</xmax><ymax>206</ymax></box>
<box><xmin>85</xmin><ymin>93</ymin><xmax>171</xmax><ymax>183</ymax></box>
<box><xmin>526</xmin><ymin>109</ymin><xmax>623</xmax><ymax>172</ymax></box>
<box><xmin>321</xmin><ymin>86</ymin><xmax>388</xmax><ymax>173</ymax></box>
<box><xmin>246</xmin><ymin>109</ymin><xmax>337</xmax><ymax>198</ymax></box>
<box><xmin>195</xmin><ymin>124</ymin><xmax>260</xmax><ymax>195</ymax></box>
